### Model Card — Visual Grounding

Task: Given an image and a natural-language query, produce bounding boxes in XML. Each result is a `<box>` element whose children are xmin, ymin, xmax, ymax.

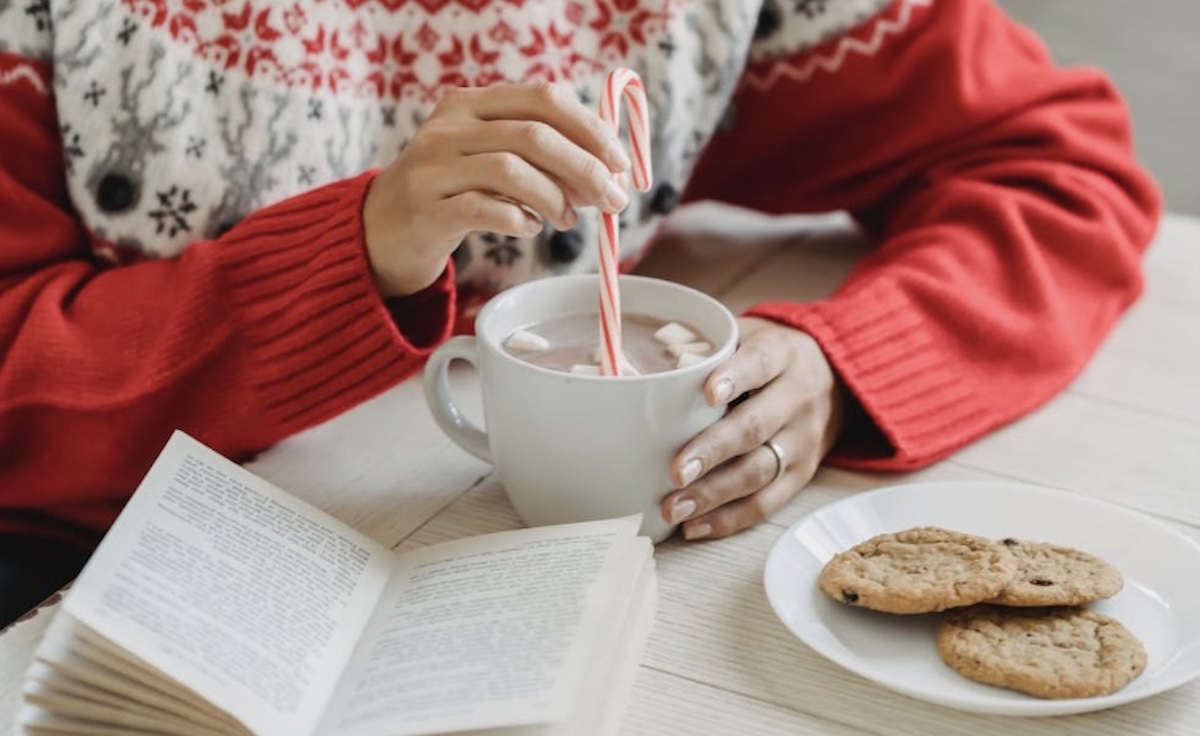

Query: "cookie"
<box><xmin>817</xmin><ymin>526</ymin><xmax>1018</xmax><ymax>615</ymax></box>
<box><xmin>937</xmin><ymin>605</ymin><xmax>1146</xmax><ymax>698</ymax></box>
<box><xmin>987</xmin><ymin>538</ymin><xmax>1123</xmax><ymax>607</ymax></box>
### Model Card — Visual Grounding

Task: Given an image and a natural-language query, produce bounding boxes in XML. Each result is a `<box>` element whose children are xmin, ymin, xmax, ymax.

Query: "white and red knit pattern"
<box><xmin>118</xmin><ymin>0</ymin><xmax>689</xmax><ymax>100</ymax></box>
<box><xmin>745</xmin><ymin>0</ymin><xmax>928</xmax><ymax>91</ymax></box>
<box><xmin>0</xmin><ymin>58</ymin><xmax>47</xmax><ymax>95</ymax></box>
<box><xmin>0</xmin><ymin>0</ymin><xmax>904</xmax><ymax>282</ymax></box>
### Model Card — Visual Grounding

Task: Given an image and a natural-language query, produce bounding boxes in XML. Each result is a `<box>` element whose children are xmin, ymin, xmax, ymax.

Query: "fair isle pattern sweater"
<box><xmin>0</xmin><ymin>0</ymin><xmax>1161</xmax><ymax>543</ymax></box>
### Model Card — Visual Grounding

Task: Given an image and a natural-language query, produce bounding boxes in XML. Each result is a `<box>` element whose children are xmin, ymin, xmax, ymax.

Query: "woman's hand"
<box><xmin>362</xmin><ymin>82</ymin><xmax>633</xmax><ymax>298</ymax></box>
<box><xmin>661</xmin><ymin>317</ymin><xmax>845</xmax><ymax>540</ymax></box>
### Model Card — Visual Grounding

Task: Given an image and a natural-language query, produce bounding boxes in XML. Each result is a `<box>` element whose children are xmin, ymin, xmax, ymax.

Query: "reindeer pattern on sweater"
<box><xmin>1</xmin><ymin>0</ymin><xmax>892</xmax><ymax>294</ymax></box>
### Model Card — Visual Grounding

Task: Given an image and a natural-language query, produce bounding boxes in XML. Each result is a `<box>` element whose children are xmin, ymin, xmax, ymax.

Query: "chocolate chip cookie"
<box><xmin>817</xmin><ymin>527</ymin><xmax>1018</xmax><ymax>615</ymax></box>
<box><xmin>987</xmin><ymin>538</ymin><xmax>1123</xmax><ymax>607</ymax></box>
<box><xmin>937</xmin><ymin>605</ymin><xmax>1146</xmax><ymax>698</ymax></box>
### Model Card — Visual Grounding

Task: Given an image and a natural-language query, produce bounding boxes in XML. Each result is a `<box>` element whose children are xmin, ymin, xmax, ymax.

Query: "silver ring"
<box><xmin>765</xmin><ymin>439</ymin><xmax>787</xmax><ymax>485</ymax></box>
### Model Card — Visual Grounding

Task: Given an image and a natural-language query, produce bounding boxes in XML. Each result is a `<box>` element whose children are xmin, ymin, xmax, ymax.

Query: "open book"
<box><xmin>17</xmin><ymin>432</ymin><xmax>657</xmax><ymax>735</ymax></box>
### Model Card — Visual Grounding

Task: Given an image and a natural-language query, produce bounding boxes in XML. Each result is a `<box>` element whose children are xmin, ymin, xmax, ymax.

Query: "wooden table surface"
<box><xmin>3</xmin><ymin>206</ymin><xmax>1199</xmax><ymax>735</ymax></box>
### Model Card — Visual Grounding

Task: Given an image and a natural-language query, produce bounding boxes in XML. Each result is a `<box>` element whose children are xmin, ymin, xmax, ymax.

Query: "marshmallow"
<box><xmin>675</xmin><ymin>351</ymin><xmax>707</xmax><ymax>369</ymax></box>
<box><xmin>505</xmin><ymin>329</ymin><xmax>550</xmax><ymax>352</ymax></box>
<box><xmin>653</xmin><ymin>322</ymin><xmax>699</xmax><ymax>346</ymax></box>
<box><xmin>590</xmin><ymin>346</ymin><xmax>639</xmax><ymax>375</ymax></box>
<box><xmin>666</xmin><ymin>341</ymin><xmax>713</xmax><ymax>358</ymax></box>
<box><xmin>570</xmin><ymin>364</ymin><xmax>603</xmax><ymax>376</ymax></box>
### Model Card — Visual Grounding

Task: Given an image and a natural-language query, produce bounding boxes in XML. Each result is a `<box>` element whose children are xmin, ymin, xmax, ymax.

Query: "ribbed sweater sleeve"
<box><xmin>0</xmin><ymin>53</ymin><xmax>454</xmax><ymax>542</ymax></box>
<box><xmin>683</xmin><ymin>0</ymin><xmax>1162</xmax><ymax>470</ymax></box>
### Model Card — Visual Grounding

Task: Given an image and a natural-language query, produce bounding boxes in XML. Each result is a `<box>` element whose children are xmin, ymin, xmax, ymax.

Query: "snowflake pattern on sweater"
<box><xmin>0</xmin><ymin>0</ymin><xmax>892</xmax><ymax>293</ymax></box>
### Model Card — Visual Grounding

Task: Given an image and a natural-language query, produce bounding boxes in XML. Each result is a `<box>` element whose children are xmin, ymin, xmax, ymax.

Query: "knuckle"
<box><xmin>714</xmin><ymin>507</ymin><xmax>756</xmax><ymax>540</ymax></box>
<box><xmin>491</xmin><ymin>151</ymin><xmax>525</xmax><ymax>182</ymax></box>
<box><xmin>579</xmin><ymin>156</ymin><xmax>606</xmax><ymax>189</ymax></box>
<box><xmin>748</xmin><ymin>492</ymin><xmax>774</xmax><ymax>522</ymax></box>
<box><xmin>531</xmin><ymin>80</ymin><xmax>561</xmax><ymax>105</ymax></box>
<box><xmin>498</xmin><ymin>206</ymin><xmax>530</xmax><ymax>234</ymax></box>
<box><xmin>703</xmin><ymin>433</ymin><xmax>736</xmax><ymax>470</ymax></box>
<box><xmin>752</xmin><ymin>347</ymin><xmax>774</xmax><ymax>382</ymax></box>
<box><xmin>435</xmin><ymin>86</ymin><xmax>470</xmax><ymax>112</ymax></box>
<box><xmin>518</xmin><ymin>120</ymin><xmax>553</xmax><ymax>150</ymax></box>
<box><xmin>458</xmin><ymin>192</ymin><xmax>491</xmax><ymax>223</ymax></box>
<box><xmin>582</xmin><ymin>112</ymin><xmax>608</xmax><ymax>141</ymax></box>
<box><xmin>415</xmin><ymin>117</ymin><xmax>453</xmax><ymax>148</ymax></box>
<box><xmin>742</xmin><ymin>410</ymin><xmax>770</xmax><ymax>447</ymax></box>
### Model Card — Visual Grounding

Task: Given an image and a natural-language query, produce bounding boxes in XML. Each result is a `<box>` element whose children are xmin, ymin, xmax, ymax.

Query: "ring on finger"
<box><xmin>764</xmin><ymin>439</ymin><xmax>787</xmax><ymax>485</ymax></box>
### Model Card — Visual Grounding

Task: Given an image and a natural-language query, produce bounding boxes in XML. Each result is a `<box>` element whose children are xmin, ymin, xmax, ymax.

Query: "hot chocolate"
<box><xmin>504</xmin><ymin>313</ymin><xmax>713</xmax><ymax>376</ymax></box>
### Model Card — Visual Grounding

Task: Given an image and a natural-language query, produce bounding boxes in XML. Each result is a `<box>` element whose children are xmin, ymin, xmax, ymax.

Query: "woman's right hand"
<box><xmin>362</xmin><ymin>82</ymin><xmax>634</xmax><ymax>298</ymax></box>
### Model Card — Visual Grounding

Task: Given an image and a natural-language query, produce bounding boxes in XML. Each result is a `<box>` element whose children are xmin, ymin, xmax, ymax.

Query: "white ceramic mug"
<box><xmin>422</xmin><ymin>274</ymin><xmax>738</xmax><ymax>542</ymax></box>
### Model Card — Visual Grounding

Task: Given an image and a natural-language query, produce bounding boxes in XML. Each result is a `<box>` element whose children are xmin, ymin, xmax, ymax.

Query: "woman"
<box><xmin>0</xmin><ymin>0</ymin><xmax>1160</xmax><ymax>623</ymax></box>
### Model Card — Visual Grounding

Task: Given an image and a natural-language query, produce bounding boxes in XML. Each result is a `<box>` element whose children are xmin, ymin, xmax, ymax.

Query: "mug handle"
<box><xmin>421</xmin><ymin>336</ymin><xmax>493</xmax><ymax>463</ymax></box>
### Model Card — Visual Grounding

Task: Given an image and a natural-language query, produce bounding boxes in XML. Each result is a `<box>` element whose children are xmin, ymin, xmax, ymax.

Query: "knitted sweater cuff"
<box><xmin>745</xmin><ymin>277</ymin><xmax>994</xmax><ymax>471</ymax></box>
<box><xmin>212</xmin><ymin>171</ymin><xmax>455</xmax><ymax>432</ymax></box>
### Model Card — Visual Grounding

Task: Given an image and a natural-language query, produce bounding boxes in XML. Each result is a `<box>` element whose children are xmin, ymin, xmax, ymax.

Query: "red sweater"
<box><xmin>0</xmin><ymin>0</ymin><xmax>1161</xmax><ymax>545</ymax></box>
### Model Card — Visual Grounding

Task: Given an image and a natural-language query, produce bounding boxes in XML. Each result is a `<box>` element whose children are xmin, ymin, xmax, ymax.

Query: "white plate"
<box><xmin>763</xmin><ymin>481</ymin><xmax>1200</xmax><ymax>716</ymax></box>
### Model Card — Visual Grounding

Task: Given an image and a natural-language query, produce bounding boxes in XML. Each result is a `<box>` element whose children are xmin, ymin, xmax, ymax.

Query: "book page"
<box><xmin>571</xmin><ymin>552</ymin><xmax>657</xmax><ymax>736</ymax></box>
<box><xmin>20</xmin><ymin>612</ymin><xmax>240</xmax><ymax>736</ymax></box>
<box><xmin>24</xmin><ymin>659</ymin><xmax>233</xmax><ymax>735</ymax></box>
<box><xmin>21</xmin><ymin>612</ymin><xmax>246</xmax><ymax>734</ymax></box>
<box><xmin>61</xmin><ymin>432</ymin><xmax>393</xmax><ymax>736</ymax></box>
<box><xmin>319</xmin><ymin>516</ymin><xmax>646</xmax><ymax>736</ymax></box>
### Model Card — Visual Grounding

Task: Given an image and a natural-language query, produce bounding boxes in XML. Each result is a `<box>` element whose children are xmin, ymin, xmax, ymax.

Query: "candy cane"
<box><xmin>597</xmin><ymin>68</ymin><xmax>653</xmax><ymax>376</ymax></box>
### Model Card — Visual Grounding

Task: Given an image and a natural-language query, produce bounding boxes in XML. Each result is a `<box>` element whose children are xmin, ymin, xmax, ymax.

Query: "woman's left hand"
<box><xmin>660</xmin><ymin>317</ymin><xmax>845</xmax><ymax>540</ymax></box>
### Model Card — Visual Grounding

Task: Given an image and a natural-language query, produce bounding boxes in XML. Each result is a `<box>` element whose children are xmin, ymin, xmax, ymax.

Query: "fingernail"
<box><xmin>684</xmin><ymin>522</ymin><xmax>712</xmax><ymax>541</ymax></box>
<box><xmin>669</xmin><ymin>498</ymin><xmax>696</xmax><ymax>524</ymax></box>
<box><xmin>712</xmin><ymin>378</ymin><xmax>734</xmax><ymax>405</ymax></box>
<box><xmin>678</xmin><ymin>458</ymin><xmax>702</xmax><ymax>487</ymax></box>
<box><xmin>606</xmin><ymin>141</ymin><xmax>632</xmax><ymax>171</ymax></box>
<box><xmin>604</xmin><ymin>178</ymin><xmax>629</xmax><ymax>212</ymax></box>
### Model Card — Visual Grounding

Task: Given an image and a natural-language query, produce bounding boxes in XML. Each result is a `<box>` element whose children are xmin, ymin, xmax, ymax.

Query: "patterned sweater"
<box><xmin>0</xmin><ymin>0</ymin><xmax>1162</xmax><ymax>544</ymax></box>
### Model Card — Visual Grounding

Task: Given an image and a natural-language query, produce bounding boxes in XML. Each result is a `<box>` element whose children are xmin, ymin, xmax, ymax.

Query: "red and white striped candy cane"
<box><xmin>596</xmin><ymin>68</ymin><xmax>653</xmax><ymax>376</ymax></box>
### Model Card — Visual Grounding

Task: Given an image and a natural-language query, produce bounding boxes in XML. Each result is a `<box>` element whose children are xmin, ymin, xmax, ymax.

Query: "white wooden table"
<box><xmin>3</xmin><ymin>207</ymin><xmax>1199</xmax><ymax>735</ymax></box>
